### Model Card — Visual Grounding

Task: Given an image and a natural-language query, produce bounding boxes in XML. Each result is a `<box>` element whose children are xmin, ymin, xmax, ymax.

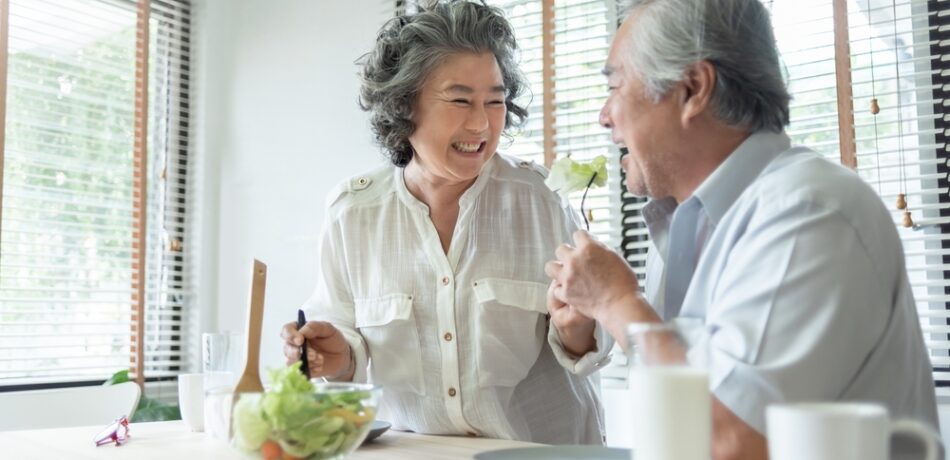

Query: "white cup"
<box><xmin>626</xmin><ymin>322</ymin><xmax>710</xmax><ymax>460</ymax></box>
<box><xmin>177</xmin><ymin>373</ymin><xmax>204</xmax><ymax>432</ymax></box>
<box><xmin>767</xmin><ymin>402</ymin><xmax>939</xmax><ymax>460</ymax></box>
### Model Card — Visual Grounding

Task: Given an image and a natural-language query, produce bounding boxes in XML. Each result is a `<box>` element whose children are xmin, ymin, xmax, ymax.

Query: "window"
<box><xmin>0</xmin><ymin>0</ymin><xmax>195</xmax><ymax>390</ymax></box>
<box><xmin>842</xmin><ymin>0</ymin><xmax>950</xmax><ymax>392</ymax></box>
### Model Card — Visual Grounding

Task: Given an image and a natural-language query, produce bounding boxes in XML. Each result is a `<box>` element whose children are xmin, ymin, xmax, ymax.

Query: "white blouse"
<box><xmin>302</xmin><ymin>153</ymin><xmax>612</xmax><ymax>444</ymax></box>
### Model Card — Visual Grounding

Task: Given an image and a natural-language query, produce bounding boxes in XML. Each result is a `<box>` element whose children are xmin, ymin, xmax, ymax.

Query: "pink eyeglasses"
<box><xmin>93</xmin><ymin>415</ymin><xmax>130</xmax><ymax>447</ymax></box>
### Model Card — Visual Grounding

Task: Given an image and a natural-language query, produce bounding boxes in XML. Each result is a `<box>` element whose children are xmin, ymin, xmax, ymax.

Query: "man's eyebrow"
<box><xmin>601</xmin><ymin>66</ymin><xmax>615</xmax><ymax>77</ymax></box>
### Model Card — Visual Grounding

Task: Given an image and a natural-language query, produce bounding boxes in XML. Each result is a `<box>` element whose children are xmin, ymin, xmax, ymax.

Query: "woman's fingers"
<box><xmin>300</xmin><ymin>320</ymin><xmax>340</xmax><ymax>339</ymax></box>
<box><xmin>279</xmin><ymin>320</ymin><xmax>304</xmax><ymax>346</ymax></box>
<box><xmin>283</xmin><ymin>342</ymin><xmax>301</xmax><ymax>363</ymax></box>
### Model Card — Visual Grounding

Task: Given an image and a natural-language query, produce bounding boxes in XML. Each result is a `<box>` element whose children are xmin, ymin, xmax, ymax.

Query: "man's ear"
<box><xmin>679</xmin><ymin>60</ymin><xmax>716</xmax><ymax>127</ymax></box>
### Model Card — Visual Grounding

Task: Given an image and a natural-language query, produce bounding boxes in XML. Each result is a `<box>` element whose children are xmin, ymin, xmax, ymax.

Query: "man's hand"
<box><xmin>544</xmin><ymin>230</ymin><xmax>642</xmax><ymax>322</ymax></box>
<box><xmin>545</xmin><ymin>229</ymin><xmax>661</xmax><ymax>349</ymax></box>
<box><xmin>280</xmin><ymin>320</ymin><xmax>355</xmax><ymax>381</ymax></box>
<box><xmin>547</xmin><ymin>279</ymin><xmax>596</xmax><ymax>356</ymax></box>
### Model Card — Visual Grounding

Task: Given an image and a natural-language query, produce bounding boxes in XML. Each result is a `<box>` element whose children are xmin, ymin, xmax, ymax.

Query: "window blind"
<box><xmin>142</xmin><ymin>0</ymin><xmax>194</xmax><ymax>384</ymax></box>
<box><xmin>488</xmin><ymin>0</ymin><xmax>624</xmax><ymax>247</ymax></box>
<box><xmin>844</xmin><ymin>0</ymin><xmax>950</xmax><ymax>390</ymax></box>
<box><xmin>552</xmin><ymin>0</ymin><xmax>622</xmax><ymax>248</ymax></box>
<box><xmin>489</xmin><ymin>0</ymin><xmax>546</xmax><ymax>165</ymax></box>
<box><xmin>0</xmin><ymin>0</ymin><xmax>195</xmax><ymax>389</ymax></box>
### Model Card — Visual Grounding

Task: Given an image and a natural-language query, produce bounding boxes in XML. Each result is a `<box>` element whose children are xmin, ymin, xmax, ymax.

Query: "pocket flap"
<box><xmin>472</xmin><ymin>278</ymin><xmax>548</xmax><ymax>314</ymax></box>
<box><xmin>354</xmin><ymin>293</ymin><xmax>414</xmax><ymax>328</ymax></box>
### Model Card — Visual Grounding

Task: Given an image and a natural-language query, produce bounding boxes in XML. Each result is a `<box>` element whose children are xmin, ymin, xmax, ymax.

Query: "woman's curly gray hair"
<box><xmin>358</xmin><ymin>1</ymin><xmax>529</xmax><ymax>167</ymax></box>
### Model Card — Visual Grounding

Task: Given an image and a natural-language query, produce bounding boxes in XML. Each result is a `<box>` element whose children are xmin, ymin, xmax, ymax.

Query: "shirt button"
<box><xmin>441</xmin><ymin>276</ymin><xmax>450</xmax><ymax>285</ymax></box>
<box><xmin>448</xmin><ymin>387</ymin><xmax>457</xmax><ymax>397</ymax></box>
<box><xmin>443</xmin><ymin>332</ymin><xmax>453</xmax><ymax>341</ymax></box>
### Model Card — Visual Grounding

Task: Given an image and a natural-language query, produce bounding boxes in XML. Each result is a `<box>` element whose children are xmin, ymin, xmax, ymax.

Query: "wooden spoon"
<box><xmin>233</xmin><ymin>259</ymin><xmax>267</xmax><ymax>395</ymax></box>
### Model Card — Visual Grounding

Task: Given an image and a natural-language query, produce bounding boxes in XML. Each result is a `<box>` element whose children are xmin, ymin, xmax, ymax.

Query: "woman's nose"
<box><xmin>466</xmin><ymin>105</ymin><xmax>489</xmax><ymax>132</ymax></box>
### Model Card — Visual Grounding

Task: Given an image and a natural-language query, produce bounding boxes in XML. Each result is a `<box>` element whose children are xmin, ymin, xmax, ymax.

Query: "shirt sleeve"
<box><xmin>683</xmin><ymin>199</ymin><xmax>891</xmax><ymax>433</ymax></box>
<box><xmin>546</xmin><ymin>198</ymin><xmax>615</xmax><ymax>376</ymax></box>
<box><xmin>300</xmin><ymin>219</ymin><xmax>370</xmax><ymax>383</ymax></box>
<box><xmin>547</xmin><ymin>321</ymin><xmax>614</xmax><ymax>376</ymax></box>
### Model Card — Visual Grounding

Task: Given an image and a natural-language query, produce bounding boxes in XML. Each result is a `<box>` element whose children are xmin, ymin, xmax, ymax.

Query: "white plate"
<box><xmin>362</xmin><ymin>420</ymin><xmax>391</xmax><ymax>444</ymax></box>
<box><xmin>474</xmin><ymin>446</ymin><xmax>631</xmax><ymax>459</ymax></box>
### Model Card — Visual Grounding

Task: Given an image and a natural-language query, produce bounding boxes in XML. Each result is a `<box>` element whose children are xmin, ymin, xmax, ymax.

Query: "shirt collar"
<box><xmin>394</xmin><ymin>153</ymin><xmax>497</xmax><ymax>213</ymax></box>
<box><xmin>692</xmin><ymin>130</ymin><xmax>790</xmax><ymax>225</ymax></box>
<box><xmin>641</xmin><ymin>130</ymin><xmax>791</xmax><ymax>244</ymax></box>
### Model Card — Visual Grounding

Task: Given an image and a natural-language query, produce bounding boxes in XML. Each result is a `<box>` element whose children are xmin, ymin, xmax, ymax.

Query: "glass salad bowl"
<box><xmin>225</xmin><ymin>364</ymin><xmax>382</xmax><ymax>460</ymax></box>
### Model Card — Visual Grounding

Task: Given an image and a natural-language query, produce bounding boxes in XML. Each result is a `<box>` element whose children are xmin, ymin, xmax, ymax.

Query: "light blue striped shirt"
<box><xmin>641</xmin><ymin>131</ymin><xmax>938</xmax><ymax>436</ymax></box>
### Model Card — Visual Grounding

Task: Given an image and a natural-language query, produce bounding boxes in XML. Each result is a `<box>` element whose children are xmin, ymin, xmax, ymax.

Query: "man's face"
<box><xmin>599</xmin><ymin>16</ymin><xmax>683</xmax><ymax>199</ymax></box>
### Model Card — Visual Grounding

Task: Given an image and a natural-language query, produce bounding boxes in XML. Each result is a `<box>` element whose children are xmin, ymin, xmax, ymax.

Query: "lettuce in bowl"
<box><xmin>230</xmin><ymin>362</ymin><xmax>381</xmax><ymax>459</ymax></box>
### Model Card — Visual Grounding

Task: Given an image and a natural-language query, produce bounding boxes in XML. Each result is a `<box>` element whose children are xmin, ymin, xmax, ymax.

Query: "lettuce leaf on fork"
<box><xmin>545</xmin><ymin>154</ymin><xmax>608</xmax><ymax>199</ymax></box>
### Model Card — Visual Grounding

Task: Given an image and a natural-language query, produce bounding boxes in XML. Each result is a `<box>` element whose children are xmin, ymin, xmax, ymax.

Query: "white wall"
<box><xmin>194</xmin><ymin>0</ymin><xmax>390</xmax><ymax>374</ymax></box>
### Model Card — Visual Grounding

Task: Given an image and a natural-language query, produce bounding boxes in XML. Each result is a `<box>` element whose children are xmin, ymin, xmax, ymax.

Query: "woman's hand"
<box><xmin>280</xmin><ymin>320</ymin><xmax>355</xmax><ymax>381</ymax></box>
<box><xmin>547</xmin><ymin>280</ymin><xmax>596</xmax><ymax>357</ymax></box>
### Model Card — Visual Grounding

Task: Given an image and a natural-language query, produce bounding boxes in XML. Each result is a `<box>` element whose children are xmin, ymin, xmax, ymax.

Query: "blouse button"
<box><xmin>352</xmin><ymin>177</ymin><xmax>372</xmax><ymax>190</ymax></box>
<box><xmin>441</xmin><ymin>276</ymin><xmax>450</xmax><ymax>285</ymax></box>
<box><xmin>448</xmin><ymin>387</ymin><xmax>457</xmax><ymax>397</ymax></box>
<box><xmin>443</xmin><ymin>332</ymin><xmax>453</xmax><ymax>342</ymax></box>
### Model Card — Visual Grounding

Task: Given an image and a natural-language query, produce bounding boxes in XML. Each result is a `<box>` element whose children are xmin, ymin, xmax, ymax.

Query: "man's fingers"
<box><xmin>573</xmin><ymin>229</ymin><xmax>594</xmax><ymax>247</ymax></box>
<box><xmin>553</xmin><ymin>281</ymin><xmax>568</xmax><ymax>303</ymax></box>
<box><xmin>547</xmin><ymin>280</ymin><xmax>567</xmax><ymax>311</ymax></box>
<box><xmin>544</xmin><ymin>260</ymin><xmax>564</xmax><ymax>280</ymax></box>
<box><xmin>554</xmin><ymin>243</ymin><xmax>574</xmax><ymax>262</ymax></box>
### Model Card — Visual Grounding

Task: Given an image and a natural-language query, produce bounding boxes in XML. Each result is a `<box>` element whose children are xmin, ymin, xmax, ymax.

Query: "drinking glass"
<box><xmin>626</xmin><ymin>322</ymin><xmax>710</xmax><ymax>460</ymax></box>
<box><xmin>202</xmin><ymin>331</ymin><xmax>245</xmax><ymax>391</ymax></box>
<box><xmin>201</xmin><ymin>331</ymin><xmax>244</xmax><ymax>440</ymax></box>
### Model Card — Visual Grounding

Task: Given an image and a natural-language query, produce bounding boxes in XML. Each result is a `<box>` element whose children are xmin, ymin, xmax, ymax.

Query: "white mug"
<box><xmin>767</xmin><ymin>402</ymin><xmax>939</xmax><ymax>460</ymax></box>
<box><xmin>177</xmin><ymin>373</ymin><xmax>204</xmax><ymax>432</ymax></box>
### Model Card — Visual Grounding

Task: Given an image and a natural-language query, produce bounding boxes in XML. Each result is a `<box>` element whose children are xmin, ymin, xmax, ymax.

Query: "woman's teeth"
<box><xmin>453</xmin><ymin>142</ymin><xmax>481</xmax><ymax>153</ymax></box>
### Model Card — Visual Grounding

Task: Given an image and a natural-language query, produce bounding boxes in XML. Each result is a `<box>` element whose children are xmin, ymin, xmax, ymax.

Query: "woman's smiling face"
<box><xmin>407</xmin><ymin>51</ymin><xmax>507</xmax><ymax>185</ymax></box>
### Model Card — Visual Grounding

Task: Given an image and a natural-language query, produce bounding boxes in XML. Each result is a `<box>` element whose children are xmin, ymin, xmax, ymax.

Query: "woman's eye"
<box><xmin>488</xmin><ymin>100</ymin><xmax>505</xmax><ymax>106</ymax></box>
<box><xmin>452</xmin><ymin>99</ymin><xmax>470</xmax><ymax>105</ymax></box>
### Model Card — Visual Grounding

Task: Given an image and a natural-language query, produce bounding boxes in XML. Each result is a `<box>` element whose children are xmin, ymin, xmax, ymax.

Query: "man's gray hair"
<box><xmin>623</xmin><ymin>0</ymin><xmax>790</xmax><ymax>132</ymax></box>
<box><xmin>358</xmin><ymin>1</ymin><xmax>528</xmax><ymax>167</ymax></box>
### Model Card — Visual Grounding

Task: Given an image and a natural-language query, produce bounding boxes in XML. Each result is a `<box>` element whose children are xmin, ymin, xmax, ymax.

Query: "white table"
<box><xmin>0</xmin><ymin>421</ymin><xmax>540</xmax><ymax>459</ymax></box>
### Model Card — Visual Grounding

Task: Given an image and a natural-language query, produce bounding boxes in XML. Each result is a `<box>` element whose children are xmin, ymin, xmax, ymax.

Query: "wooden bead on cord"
<box><xmin>902</xmin><ymin>211</ymin><xmax>914</xmax><ymax>228</ymax></box>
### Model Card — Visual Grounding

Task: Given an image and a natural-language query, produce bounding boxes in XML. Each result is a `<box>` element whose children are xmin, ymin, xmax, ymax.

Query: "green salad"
<box><xmin>231</xmin><ymin>362</ymin><xmax>376</xmax><ymax>460</ymax></box>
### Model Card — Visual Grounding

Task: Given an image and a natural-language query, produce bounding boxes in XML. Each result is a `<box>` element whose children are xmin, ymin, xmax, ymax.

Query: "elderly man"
<box><xmin>544</xmin><ymin>0</ymin><xmax>939</xmax><ymax>458</ymax></box>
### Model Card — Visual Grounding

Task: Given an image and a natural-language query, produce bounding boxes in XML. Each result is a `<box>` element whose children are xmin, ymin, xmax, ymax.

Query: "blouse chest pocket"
<box><xmin>472</xmin><ymin>278</ymin><xmax>549</xmax><ymax>388</ymax></box>
<box><xmin>355</xmin><ymin>293</ymin><xmax>426</xmax><ymax>396</ymax></box>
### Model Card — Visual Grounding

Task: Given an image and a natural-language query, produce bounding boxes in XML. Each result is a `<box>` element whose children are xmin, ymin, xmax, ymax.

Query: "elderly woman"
<box><xmin>280</xmin><ymin>0</ymin><xmax>611</xmax><ymax>444</ymax></box>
